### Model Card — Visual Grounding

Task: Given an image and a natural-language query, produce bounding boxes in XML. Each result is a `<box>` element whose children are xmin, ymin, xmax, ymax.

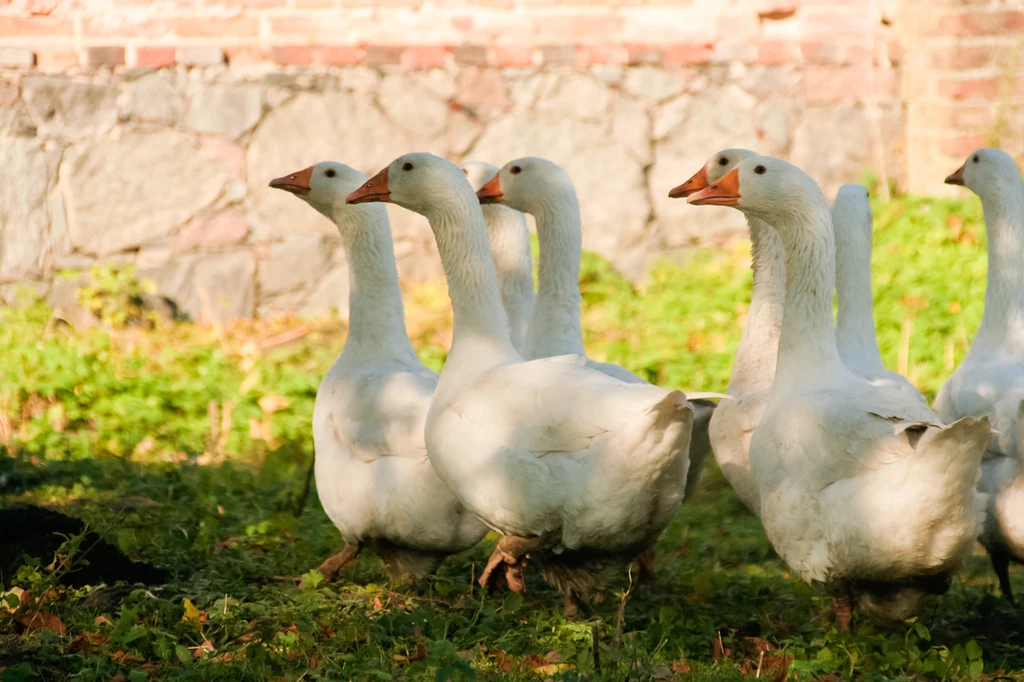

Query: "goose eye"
<box><xmin>754</xmin><ymin>165</ymin><xmax>766</xmax><ymax>175</ymax></box>
<box><xmin>510</xmin><ymin>166</ymin><xmax>522</xmax><ymax>175</ymax></box>
<box><xmin>718</xmin><ymin>157</ymin><xmax>729</xmax><ymax>166</ymax></box>
<box><xmin>402</xmin><ymin>162</ymin><xmax>414</xmax><ymax>172</ymax></box>
<box><xmin>973</xmin><ymin>155</ymin><xmax>980</xmax><ymax>163</ymax></box>
<box><xmin>325</xmin><ymin>169</ymin><xmax>336</xmax><ymax>178</ymax></box>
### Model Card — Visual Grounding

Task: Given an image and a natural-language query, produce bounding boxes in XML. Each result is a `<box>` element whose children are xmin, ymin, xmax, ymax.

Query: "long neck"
<box><xmin>427</xmin><ymin>192</ymin><xmax>518</xmax><ymax>382</ymax></box>
<box><xmin>834</xmin><ymin>213</ymin><xmax>886</xmax><ymax>373</ymax></box>
<box><xmin>484</xmin><ymin>204</ymin><xmax>536</xmax><ymax>354</ymax></box>
<box><xmin>976</xmin><ymin>183</ymin><xmax>1024</xmax><ymax>352</ymax></box>
<box><xmin>526</xmin><ymin>190</ymin><xmax>586</xmax><ymax>358</ymax></box>
<box><xmin>771</xmin><ymin>199</ymin><xmax>848</xmax><ymax>393</ymax></box>
<box><xmin>728</xmin><ymin>217</ymin><xmax>786</xmax><ymax>394</ymax></box>
<box><xmin>331</xmin><ymin>204</ymin><xmax>419</xmax><ymax>362</ymax></box>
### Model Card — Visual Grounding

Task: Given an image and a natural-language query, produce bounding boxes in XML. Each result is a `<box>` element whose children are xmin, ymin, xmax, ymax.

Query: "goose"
<box><xmin>832</xmin><ymin>185</ymin><xmax>927</xmax><ymax>403</ymax></box>
<box><xmin>476</xmin><ymin>157</ymin><xmax>719</xmax><ymax>524</ymax></box>
<box><xmin>668</xmin><ymin>148</ymin><xmax>784</xmax><ymax>516</ymax></box>
<box><xmin>687</xmin><ymin>156</ymin><xmax>992</xmax><ymax>630</ymax></box>
<box><xmin>462</xmin><ymin>161</ymin><xmax>535</xmax><ymax>355</ymax></box>
<box><xmin>347</xmin><ymin>152</ymin><xmax>695</xmax><ymax>616</ymax></box>
<box><xmin>269</xmin><ymin>161</ymin><xmax>487</xmax><ymax>582</ymax></box>
<box><xmin>936</xmin><ymin>147</ymin><xmax>1024</xmax><ymax>603</ymax></box>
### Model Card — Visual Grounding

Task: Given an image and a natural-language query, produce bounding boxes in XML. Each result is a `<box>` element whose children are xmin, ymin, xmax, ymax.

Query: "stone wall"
<box><xmin>0</xmin><ymin>0</ymin><xmax>1007</xmax><ymax>321</ymax></box>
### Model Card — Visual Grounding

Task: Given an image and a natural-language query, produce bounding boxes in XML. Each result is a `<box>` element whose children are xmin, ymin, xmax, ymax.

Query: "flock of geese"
<box><xmin>267</xmin><ymin>146</ymin><xmax>1024</xmax><ymax>631</ymax></box>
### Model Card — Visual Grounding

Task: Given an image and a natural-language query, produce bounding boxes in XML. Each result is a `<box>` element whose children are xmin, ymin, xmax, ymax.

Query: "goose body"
<box><xmin>935</xmin><ymin>148</ymin><xmax>1024</xmax><ymax>602</ymax></box>
<box><xmin>347</xmin><ymin>153</ymin><xmax>695</xmax><ymax>612</ymax></box>
<box><xmin>463</xmin><ymin>161</ymin><xmax>535</xmax><ymax>355</ymax></box>
<box><xmin>832</xmin><ymin>185</ymin><xmax>926</xmax><ymax>403</ymax></box>
<box><xmin>670</xmin><ymin>149</ymin><xmax>784</xmax><ymax>516</ymax></box>
<box><xmin>270</xmin><ymin>162</ymin><xmax>487</xmax><ymax>581</ymax></box>
<box><xmin>687</xmin><ymin>156</ymin><xmax>991</xmax><ymax>628</ymax></box>
<box><xmin>477</xmin><ymin>157</ymin><xmax>718</xmax><ymax>505</ymax></box>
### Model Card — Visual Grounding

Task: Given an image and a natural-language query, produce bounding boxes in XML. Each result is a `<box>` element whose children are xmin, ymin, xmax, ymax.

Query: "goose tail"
<box><xmin>909</xmin><ymin>415</ymin><xmax>993</xmax><ymax>546</ymax></box>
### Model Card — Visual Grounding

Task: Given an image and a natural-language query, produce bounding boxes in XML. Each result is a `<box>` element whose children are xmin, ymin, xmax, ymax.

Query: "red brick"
<box><xmin>80</xmin><ymin>46</ymin><xmax>125</xmax><ymax>67</ymax></box>
<box><xmin>802</xmin><ymin>12</ymin><xmax>878</xmax><ymax>37</ymax></box>
<box><xmin>272</xmin><ymin>45</ymin><xmax>313</xmax><ymax>65</ymax></box>
<box><xmin>577</xmin><ymin>44</ymin><xmax>628</xmax><ymax>65</ymax></box>
<box><xmin>0</xmin><ymin>15</ymin><xmax>72</xmax><ymax>36</ymax></box>
<box><xmin>938</xmin><ymin>11</ymin><xmax>1024</xmax><ymax>36</ymax></box>
<box><xmin>453</xmin><ymin>44</ymin><xmax>488</xmax><ymax>65</ymax></box>
<box><xmin>452</xmin><ymin>15</ymin><xmax>473</xmax><ymax>32</ymax></box>
<box><xmin>34</xmin><ymin>48</ymin><xmax>77</xmax><ymax>72</ymax></box>
<box><xmin>938</xmin><ymin>105</ymin><xmax>994</xmax><ymax>128</ymax></box>
<box><xmin>538</xmin><ymin>45</ymin><xmax>576</xmax><ymax>64</ymax></box>
<box><xmin>176</xmin><ymin>46</ymin><xmax>225</xmax><ymax>66</ymax></box>
<box><xmin>756</xmin><ymin>40</ymin><xmax>799</xmax><ymax>65</ymax></box>
<box><xmin>363</xmin><ymin>45</ymin><xmax>401</xmax><ymax>65</ymax></box>
<box><xmin>840</xmin><ymin>42</ymin><xmax>872</xmax><ymax>65</ymax></box>
<box><xmin>886</xmin><ymin>39</ymin><xmax>902</xmax><ymax>65</ymax></box>
<box><xmin>532</xmin><ymin>14</ymin><xmax>624</xmax><ymax>45</ymax></box>
<box><xmin>713</xmin><ymin>41</ymin><xmax>757</xmax><ymax>63</ymax></box>
<box><xmin>171</xmin><ymin>16</ymin><xmax>259</xmax><ymax>38</ymax></box>
<box><xmin>268</xmin><ymin>16</ymin><xmax>353</xmax><ymax>41</ymax></box>
<box><xmin>801</xmin><ymin>40</ymin><xmax>841</xmax><ymax>64</ymax></box>
<box><xmin>624</xmin><ymin>44</ymin><xmax>661</xmax><ymax>65</ymax></box>
<box><xmin>401</xmin><ymin>45</ymin><xmax>450</xmax><ymax>68</ymax></box>
<box><xmin>938</xmin><ymin>76</ymin><xmax>1000</xmax><ymax>100</ymax></box>
<box><xmin>313</xmin><ymin>45</ymin><xmax>363</xmax><ymax>65</ymax></box>
<box><xmin>224</xmin><ymin>46</ymin><xmax>270</xmax><ymax>65</ymax></box>
<box><xmin>929</xmin><ymin>44</ymin><xmax>1002</xmax><ymax>70</ymax></box>
<box><xmin>132</xmin><ymin>46</ymin><xmax>176</xmax><ymax>68</ymax></box>
<box><xmin>940</xmin><ymin>135</ymin><xmax>989</xmax><ymax>158</ymax></box>
<box><xmin>662</xmin><ymin>43</ymin><xmax>713</xmax><ymax>65</ymax></box>
<box><xmin>489</xmin><ymin>46</ymin><xmax>533</xmax><ymax>67</ymax></box>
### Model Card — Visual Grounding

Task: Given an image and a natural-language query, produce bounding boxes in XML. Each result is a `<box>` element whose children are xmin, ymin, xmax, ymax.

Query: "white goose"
<box><xmin>669</xmin><ymin>148</ymin><xmax>784</xmax><ymax>516</ymax></box>
<box><xmin>269</xmin><ymin>162</ymin><xmax>487</xmax><ymax>581</ymax></box>
<box><xmin>462</xmin><ymin>161</ymin><xmax>535</xmax><ymax>355</ymax></box>
<box><xmin>936</xmin><ymin>147</ymin><xmax>1024</xmax><ymax>603</ymax></box>
<box><xmin>476</xmin><ymin>158</ymin><xmax>718</xmax><ymax>509</ymax></box>
<box><xmin>832</xmin><ymin>185</ymin><xmax>926</xmax><ymax>403</ymax></box>
<box><xmin>688</xmin><ymin>156</ymin><xmax>992</xmax><ymax>629</ymax></box>
<box><xmin>347</xmin><ymin>152</ymin><xmax>695</xmax><ymax>615</ymax></box>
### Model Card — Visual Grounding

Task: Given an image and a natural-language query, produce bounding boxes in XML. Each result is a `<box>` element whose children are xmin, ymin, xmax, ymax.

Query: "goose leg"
<box><xmin>317</xmin><ymin>542</ymin><xmax>361</xmax><ymax>581</ymax></box>
<box><xmin>635</xmin><ymin>548</ymin><xmax>656</xmax><ymax>586</ymax></box>
<box><xmin>830</xmin><ymin>588</ymin><xmax>854</xmax><ymax>632</ymax></box>
<box><xmin>478</xmin><ymin>535</ymin><xmax>547</xmax><ymax>593</ymax></box>
<box><xmin>562</xmin><ymin>591</ymin><xmax>581</xmax><ymax>619</ymax></box>
<box><xmin>991</xmin><ymin>550</ymin><xmax>1016</xmax><ymax>605</ymax></box>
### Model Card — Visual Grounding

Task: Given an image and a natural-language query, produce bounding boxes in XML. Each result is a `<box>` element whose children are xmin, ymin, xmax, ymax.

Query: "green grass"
<box><xmin>1</xmin><ymin>190</ymin><xmax>1021</xmax><ymax>682</ymax></box>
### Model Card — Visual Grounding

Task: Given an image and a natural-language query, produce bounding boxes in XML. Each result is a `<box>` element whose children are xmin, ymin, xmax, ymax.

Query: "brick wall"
<box><xmin>0</xmin><ymin>0</ymin><xmax>1005</xmax><ymax>321</ymax></box>
<box><xmin>904</xmin><ymin>0</ymin><xmax>1024</xmax><ymax>192</ymax></box>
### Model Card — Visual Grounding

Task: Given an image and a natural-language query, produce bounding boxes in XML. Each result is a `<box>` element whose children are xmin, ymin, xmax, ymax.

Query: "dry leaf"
<box><xmin>68</xmin><ymin>632</ymin><xmax>107</xmax><ymax>652</ymax></box>
<box><xmin>712</xmin><ymin>632</ymin><xmax>731</xmax><ymax>660</ymax></box>
<box><xmin>672</xmin><ymin>660</ymin><xmax>692</xmax><ymax>674</ymax></box>
<box><xmin>16</xmin><ymin>610</ymin><xmax>66</xmax><ymax>635</ymax></box>
<box><xmin>182</xmin><ymin>598</ymin><xmax>201</xmax><ymax>623</ymax></box>
<box><xmin>94</xmin><ymin>615</ymin><xmax>114</xmax><ymax>627</ymax></box>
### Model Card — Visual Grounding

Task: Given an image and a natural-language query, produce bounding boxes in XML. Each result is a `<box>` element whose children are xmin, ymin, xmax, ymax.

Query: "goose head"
<box><xmin>668</xmin><ymin>148</ymin><xmax>759</xmax><ymax>198</ymax></box>
<box><xmin>462</xmin><ymin>161</ymin><xmax>501</xmax><ymax>194</ymax></box>
<box><xmin>347</xmin><ymin>152</ymin><xmax>472</xmax><ymax>216</ymax></box>
<box><xmin>686</xmin><ymin>156</ymin><xmax>829</xmax><ymax>227</ymax></box>
<box><xmin>270</xmin><ymin>161</ymin><xmax>370</xmax><ymax>217</ymax></box>
<box><xmin>946</xmin><ymin>147</ymin><xmax>1023</xmax><ymax>198</ymax></box>
<box><xmin>475</xmin><ymin>157</ymin><xmax>575</xmax><ymax>213</ymax></box>
<box><xmin>831</xmin><ymin>184</ymin><xmax>871</xmax><ymax>233</ymax></box>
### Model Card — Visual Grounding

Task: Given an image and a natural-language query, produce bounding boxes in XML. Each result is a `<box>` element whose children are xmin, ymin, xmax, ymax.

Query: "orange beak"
<box><xmin>476</xmin><ymin>173</ymin><xmax>503</xmax><ymax>204</ymax></box>
<box><xmin>687</xmin><ymin>167</ymin><xmax>741</xmax><ymax>206</ymax></box>
<box><xmin>347</xmin><ymin>166</ymin><xmax>390</xmax><ymax>204</ymax></box>
<box><xmin>269</xmin><ymin>166</ymin><xmax>313</xmax><ymax>196</ymax></box>
<box><xmin>668</xmin><ymin>165</ymin><xmax>709</xmax><ymax>199</ymax></box>
<box><xmin>945</xmin><ymin>163</ymin><xmax>966</xmax><ymax>186</ymax></box>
